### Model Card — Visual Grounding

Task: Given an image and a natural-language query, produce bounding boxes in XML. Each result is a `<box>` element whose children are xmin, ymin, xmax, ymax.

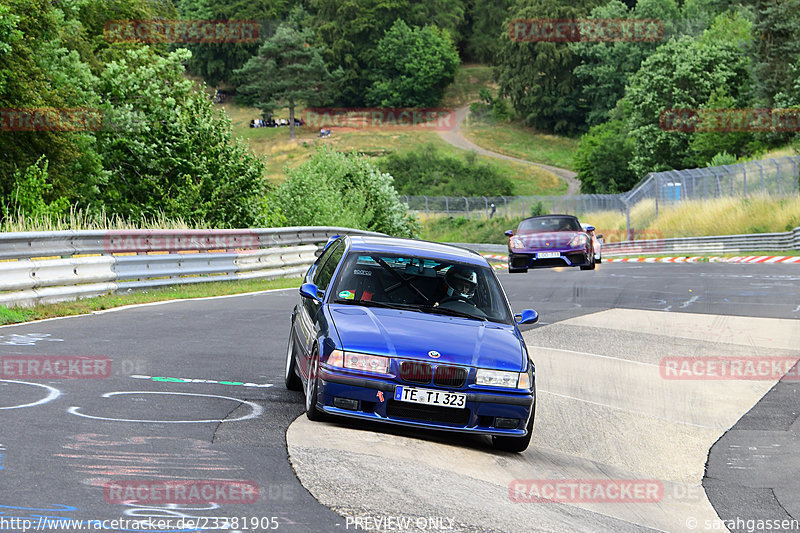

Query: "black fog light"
<box><xmin>495</xmin><ymin>417</ymin><xmax>519</xmax><ymax>429</ymax></box>
<box><xmin>333</xmin><ymin>397</ymin><xmax>358</xmax><ymax>411</ymax></box>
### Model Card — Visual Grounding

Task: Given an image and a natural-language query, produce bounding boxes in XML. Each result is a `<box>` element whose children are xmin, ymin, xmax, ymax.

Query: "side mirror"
<box><xmin>585</xmin><ymin>226</ymin><xmax>595</xmax><ymax>232</ymax></box>
<box><xmin>514</xmin><ymin>309</ymin><xmax>539</xmax><ymax>325</ymax></box>
<box><xmin>597</xmin><ymin>235</ymin><xmax>604</xmax><ymax>242</ymax></box>
<box><xmin>300</xmin><ymin>282</ymin><xmax>323</xmax><ymax>302</ymax></box>
<box><xmin>504</xmin><ymin>230</ymin><xmax>514</xmax><ymax>237</ymax></box>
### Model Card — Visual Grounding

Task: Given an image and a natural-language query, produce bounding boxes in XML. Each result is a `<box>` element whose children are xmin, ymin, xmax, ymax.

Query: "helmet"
<box><xmin>445</xmin><ymin>266</ymin><xmax>478</xmax><ymax>299</ymax></box>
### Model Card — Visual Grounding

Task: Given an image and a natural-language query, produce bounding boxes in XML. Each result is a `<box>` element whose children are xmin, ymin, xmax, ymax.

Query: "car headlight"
<box><xmin>476</xmin><ymin>369</ymin><xmax>530</xmax><ymax>389</ymax></box>
<box><xmin>569</xmin><ymin>234</ymin><xmax>589</xmax><ymax>247</ymax></box>
<box><xmin>511</xmin><ymin>237</ymin><xmax>525</xmax><ymax>249</ymax></box>
<box><xmin>327</xmin><ymin>350</ymin><xmax>390</xmax><ymax>374</ymax></box>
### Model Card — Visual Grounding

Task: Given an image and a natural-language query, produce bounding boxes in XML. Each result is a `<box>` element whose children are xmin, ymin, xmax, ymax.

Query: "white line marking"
<box><xmin>538</xmin><ymin>390</ymin><xmax>719</xmax><ymax>429</ymax></box>
<box><xmin>0</xmin><ymin>380</ymin><xmax>61</xmax><ymax>410</ymax></box>
<box><xmin>68</xmin><ymin>391</ymin><xmax>263</xmax><ymax>423</ymax></box>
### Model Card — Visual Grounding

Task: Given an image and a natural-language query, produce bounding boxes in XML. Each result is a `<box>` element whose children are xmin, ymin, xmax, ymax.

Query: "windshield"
<box><xmin>518</xmin><ymin>216</ymin><xmax>581</xmax><ymax>233</ymax></box>
<box><xmin>330</xmin><ymin>252</ymin><xmax>513</xmax><ymax>325</ymax></box>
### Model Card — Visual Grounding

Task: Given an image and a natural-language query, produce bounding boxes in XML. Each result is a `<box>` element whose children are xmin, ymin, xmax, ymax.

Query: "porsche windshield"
<box><xmin>330</xmin><ymin>253</ymin><xmax>513</xmax><ymax>325</ymax></box>
<box><xmin>518</xmin><ymin>216</ymin><xmax>582</xmax><ymax>232</ymax></box>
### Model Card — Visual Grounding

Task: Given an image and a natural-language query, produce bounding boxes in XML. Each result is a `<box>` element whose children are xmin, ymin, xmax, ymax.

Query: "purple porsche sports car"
<box><xmin>505</xmin><ymin>215</ymin><xmax>597</xmax><ymax>273</ymax></box>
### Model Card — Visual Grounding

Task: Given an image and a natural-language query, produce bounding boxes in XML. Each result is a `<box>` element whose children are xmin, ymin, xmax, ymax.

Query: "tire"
<box><xmin>492</xmin><ymin>406</ymin><xmax>535</xmax><ymax>453</ymax></box>
<box><xmin>580</xmin><ymin>255</ymin><xmax>596</xmax><ymax>270</ymax></box>
<box><xmin>304</xmin><ymin>350</ymin><xmax>328</xmax><ymax>421</ymax></box>
<box><xmin>508</xmin><ymin>263</ymin><xmax>528</xmax><ymax>273</ymax></box>
<box><xmin>284</xmin><ymin>332</ymin><xmax>302</xmax><ymax>391</ymax></box>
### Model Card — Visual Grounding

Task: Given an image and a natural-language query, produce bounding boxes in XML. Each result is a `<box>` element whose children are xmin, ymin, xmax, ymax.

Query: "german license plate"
<box><xmin>394</xmin><ymin>386</ymin><xmax>466</xmax><ymax>409</ymax></box>
<box><xmin>537</xmin><ymin>251</ymin><xmax>561</xmax><ymax>259</ymax></box>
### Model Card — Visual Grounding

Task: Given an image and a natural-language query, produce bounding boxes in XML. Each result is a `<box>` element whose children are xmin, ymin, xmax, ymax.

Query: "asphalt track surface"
<box><xmin>0</xmin><ymin>262</ymin><xmax>797</xmax><ymax>533</ymax></box>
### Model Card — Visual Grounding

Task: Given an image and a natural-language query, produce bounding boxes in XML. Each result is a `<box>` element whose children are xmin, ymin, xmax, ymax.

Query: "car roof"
<box><xmin>345</xmin><ymin>235</ymin><xmax>488</xmax><ymax>267</ymax></box>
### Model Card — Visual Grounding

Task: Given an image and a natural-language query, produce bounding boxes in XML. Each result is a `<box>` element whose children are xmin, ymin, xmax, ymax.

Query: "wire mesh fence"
<box><xmin>402</xmin><ymin>156</ymin><xmax>800</xmax><ymax>223</ymax></box>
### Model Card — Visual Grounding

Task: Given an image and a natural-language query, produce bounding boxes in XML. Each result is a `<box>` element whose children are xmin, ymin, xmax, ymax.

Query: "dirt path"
<box><xmin>438</xmin><ymin>106</ymin><xmax>581</xmax><ymax>195</ymax></box>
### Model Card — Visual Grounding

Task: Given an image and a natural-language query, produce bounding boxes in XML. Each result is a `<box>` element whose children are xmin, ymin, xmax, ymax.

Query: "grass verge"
<box><xmin>461</xmin><ymin>118</ymin><xmax>578</xmax><ymax>170</ymax></box>
<box><xmin>0</xmin><ymin>276</ymin><xmax>302</xmax><ymax>326</ymax></box>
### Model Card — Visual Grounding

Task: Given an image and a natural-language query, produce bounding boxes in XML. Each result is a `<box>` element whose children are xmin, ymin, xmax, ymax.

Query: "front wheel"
<box><xmin>492</xmin><ymin>407</ymin><xmax>535</xmax><ymax>453</ymax></box>
<box><xmin>580</xmin><ymin>255</ymin><xmax>596</xmax><ymax>270</ymax></box>
<box><xmin>305</xmin><ymin>351</ymin><xmax>328</xmax><ymax>421</ymax></box>
<box><xmin>284</xmin><ymin>332</ymin><xmax>302</xmax><ymax>391</ymax></box>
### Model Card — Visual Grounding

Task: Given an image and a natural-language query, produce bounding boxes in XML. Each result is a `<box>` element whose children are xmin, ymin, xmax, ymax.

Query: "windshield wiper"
<box><xmin>333</xmin><ymin>299</ymin><xmax>418</xmax><ymax>311</ymax></box>
<box><xmin>417</xmin><ymin>305</ymin><xmax>487</xmax><ymax>321</ymax></box>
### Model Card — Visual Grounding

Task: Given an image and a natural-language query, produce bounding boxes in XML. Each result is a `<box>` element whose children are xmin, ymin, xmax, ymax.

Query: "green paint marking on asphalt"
<box><xmin>131</xmin><ymin>374</ymin><xmax>272</xmax><ymax>388</ymax></box>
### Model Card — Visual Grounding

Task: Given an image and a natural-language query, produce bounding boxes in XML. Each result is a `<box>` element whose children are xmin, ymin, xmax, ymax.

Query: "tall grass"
<box><xmin>421</xmin><ymin>195</ymin><xmax>800</xmax><ymax>243</ymax></box>
<box><xmin>1</xmin><ymin>207</ymin><xmax>211</xmax><ymax>233</ymax></box>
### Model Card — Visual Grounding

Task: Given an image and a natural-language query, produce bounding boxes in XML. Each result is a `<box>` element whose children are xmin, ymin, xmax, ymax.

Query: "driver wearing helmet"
<box><xmin>437</xmin><ymin>265</ymin><xmax>478</xmax><ymax>304</ymax></box>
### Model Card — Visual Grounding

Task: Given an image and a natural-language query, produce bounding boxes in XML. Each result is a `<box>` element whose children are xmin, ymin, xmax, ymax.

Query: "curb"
<box><xmin>481</xmin><ymin>254</ymin><xmax>800</xmax><ymax>269</ymax></box>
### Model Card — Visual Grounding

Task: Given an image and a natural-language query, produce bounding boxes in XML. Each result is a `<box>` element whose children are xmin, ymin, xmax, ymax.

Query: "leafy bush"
<box><xmin>574</xmin><ymin>119</ymin><xmax>638</xmax><ymax>193</ymax></box>
<box><xmin>1</xmin><ymin>156</ymin><xmax>69</xmax><ymax>219</ymax></box>
<box><xmin>272</xmin><ymin>145</ymin><xmax>418</xmax><ymax>237</ymax></box>
<box><xmin>380</xmin><ymin>143</ymin><xmax>514</xmax><ymax>196</ymax></box>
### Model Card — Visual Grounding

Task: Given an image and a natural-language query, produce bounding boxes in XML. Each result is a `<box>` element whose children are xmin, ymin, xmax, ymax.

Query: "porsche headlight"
<box><xmin>569</xmin><ymin>234</ymin><xmax>589</xmax><ymax>247</ymax></box>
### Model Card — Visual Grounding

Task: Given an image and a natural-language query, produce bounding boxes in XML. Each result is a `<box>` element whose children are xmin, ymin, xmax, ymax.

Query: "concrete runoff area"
<box><xmin>287</xmin><ymin>309</ymin><xmax>800</xmax><ymax>532</ymax></box>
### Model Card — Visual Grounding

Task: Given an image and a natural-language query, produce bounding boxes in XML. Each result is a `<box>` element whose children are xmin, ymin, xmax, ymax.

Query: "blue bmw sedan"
<box><xmin>285</xmin><ymin>235</ymin><xmax>539</xmax><ymax>452</ymax></box>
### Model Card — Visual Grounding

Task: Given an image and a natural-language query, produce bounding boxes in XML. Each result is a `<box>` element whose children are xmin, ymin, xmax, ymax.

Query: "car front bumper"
<box><xmin>509</xmin><ymin>247</ymin><xmax>592</xmax><ymax>269</ymax></box>
<box><xmin>316</xmin><ymin>368</ymin><xmax>535</xmax><ymax>437</ymax></box>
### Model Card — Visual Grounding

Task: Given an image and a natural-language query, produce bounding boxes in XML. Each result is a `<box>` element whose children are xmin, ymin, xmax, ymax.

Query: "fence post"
<box><xmin>754</xmin><ymin>160</ymin><xmax>764</xmax><ymax>195</ymax></box>
<box><xmin>463</xmin><ymin>197</ymin><xmax>469</xmax><ymax>219</ymax></box>
<box><xmin>520</xmin><ymin>197</ymin><xmax>526</xmax><ymax>217</ymax></box>
<box><xmin>788</xmin><ymin>157</ymin><xmax>799</xmax><ymax>193</ymax></box>
<box><xmin>483</xmin><ymin>196</ymin><xmax>489</xmax><ymax>219</ymax></box>
<box><xmin>445</xmin><ymin>197</ymin><xmax>450</xmax><ymax>217</ymax></box>
<box><xmin>424</xmin><ymin>196</ymin><xmax>429</xmax><ymax>217</ymax></box>
<box><xmin>772</xmin><ymin>159</ymin><xmax>781</xmax><ymax>195</ymax></box>
<box><xmin>503</xmin><ymin>196</ymin><xmax>508</xmax><ymax>218</ymax></box>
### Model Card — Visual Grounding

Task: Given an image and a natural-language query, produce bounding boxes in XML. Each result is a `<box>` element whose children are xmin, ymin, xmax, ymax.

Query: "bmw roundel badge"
<box><xmin>428</xmin><ymin>350</ymin><xmax>441</xmax><ymax>359</ymax></box>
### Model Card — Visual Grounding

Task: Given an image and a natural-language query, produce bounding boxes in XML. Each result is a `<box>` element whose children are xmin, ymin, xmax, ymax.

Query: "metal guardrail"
<box><xmin>601</xmin><ymin>226</ymin><xmax>800</xmax><ymax>256</ymax></box>
<box><xmin>0</xmin><ymin>227</ymin><xmax>382</xmax><ymax>307</ymax></box>
<box><xmin>450</xmin><ymin>226</ymin><xmax>800</xmax><ymax>258</ymax></box>
<box><xmin>402</xmin><ymin>156</ymin><xmax>800</xmax><ymax>234</ymax></box>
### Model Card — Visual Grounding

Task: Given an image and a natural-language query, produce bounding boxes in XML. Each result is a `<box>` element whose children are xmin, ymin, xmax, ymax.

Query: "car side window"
<box><xmin>308</xmin><ymin>240</ymin><xmax>340</xmax><ymax>282</ymax></box>
<box><xmin>314</xmin><ymin>241</ymin><xmax>345</xmax><ymax>292</ymax></box>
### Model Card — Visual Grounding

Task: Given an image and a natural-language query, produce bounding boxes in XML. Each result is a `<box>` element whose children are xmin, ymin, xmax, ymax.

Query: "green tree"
<box><xmin>0</xmin><ymin>0</ymin><xmax>106</xmax><ymax>209</ymax></box>
<box><xmin>95</xmin><ymin>47</ymin><xmax>275</xmax><ymax>227</ymax></box>
<box><xmin>750</xmin><ymin>0</ymin><xmax>800</xmax><ymax>106</ymax></box>
<box><xmin>176</xmin><ymin>0</ymin><xmax>296</xmax><ymax>87</ymax></box>
<box><xmin>571</xmin><ymin>0</ymin><xmax>679</xmax><ymax>127</ymax></box>
<box><xmin>574</xmin><ymin>117</ymin><xmax>638</xmax><ymax>193</ymax></box>
<box><xmin>365</xmin><ymin>20</ymin><xmax>459</xmax><ymax>107</ymax></box>
<box><xmin>234</xmin><ymin>23</ymin><xmax>341</xmax><ymax>138</ymax></box>
<box><xmin>273</xmin><ymin>145</ymin><xmax>419</xmax><ymax>237</ymax></box>
<box><xmin>462</xmin><ymin>0</ymin><xmax>512</xmax><ymax>64</ymax></box>
<box><xmin>308</xmin><ymin>0</ymin><xmax>466</xmax><ymax>106</ymax></box>
<box><xmin>495</xmin><ymin>0</ymin><xmax>603</xmax><ymax>134</ymax></box>
<box><xmin>624</xmin><ymin>35</ymin><xmax>751</xmax><ymax>175</ymax></box>
<box><xmin>1</xmin><ymin>156</ymin><xmax>70</xmax><ymax>219</ymax></box>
